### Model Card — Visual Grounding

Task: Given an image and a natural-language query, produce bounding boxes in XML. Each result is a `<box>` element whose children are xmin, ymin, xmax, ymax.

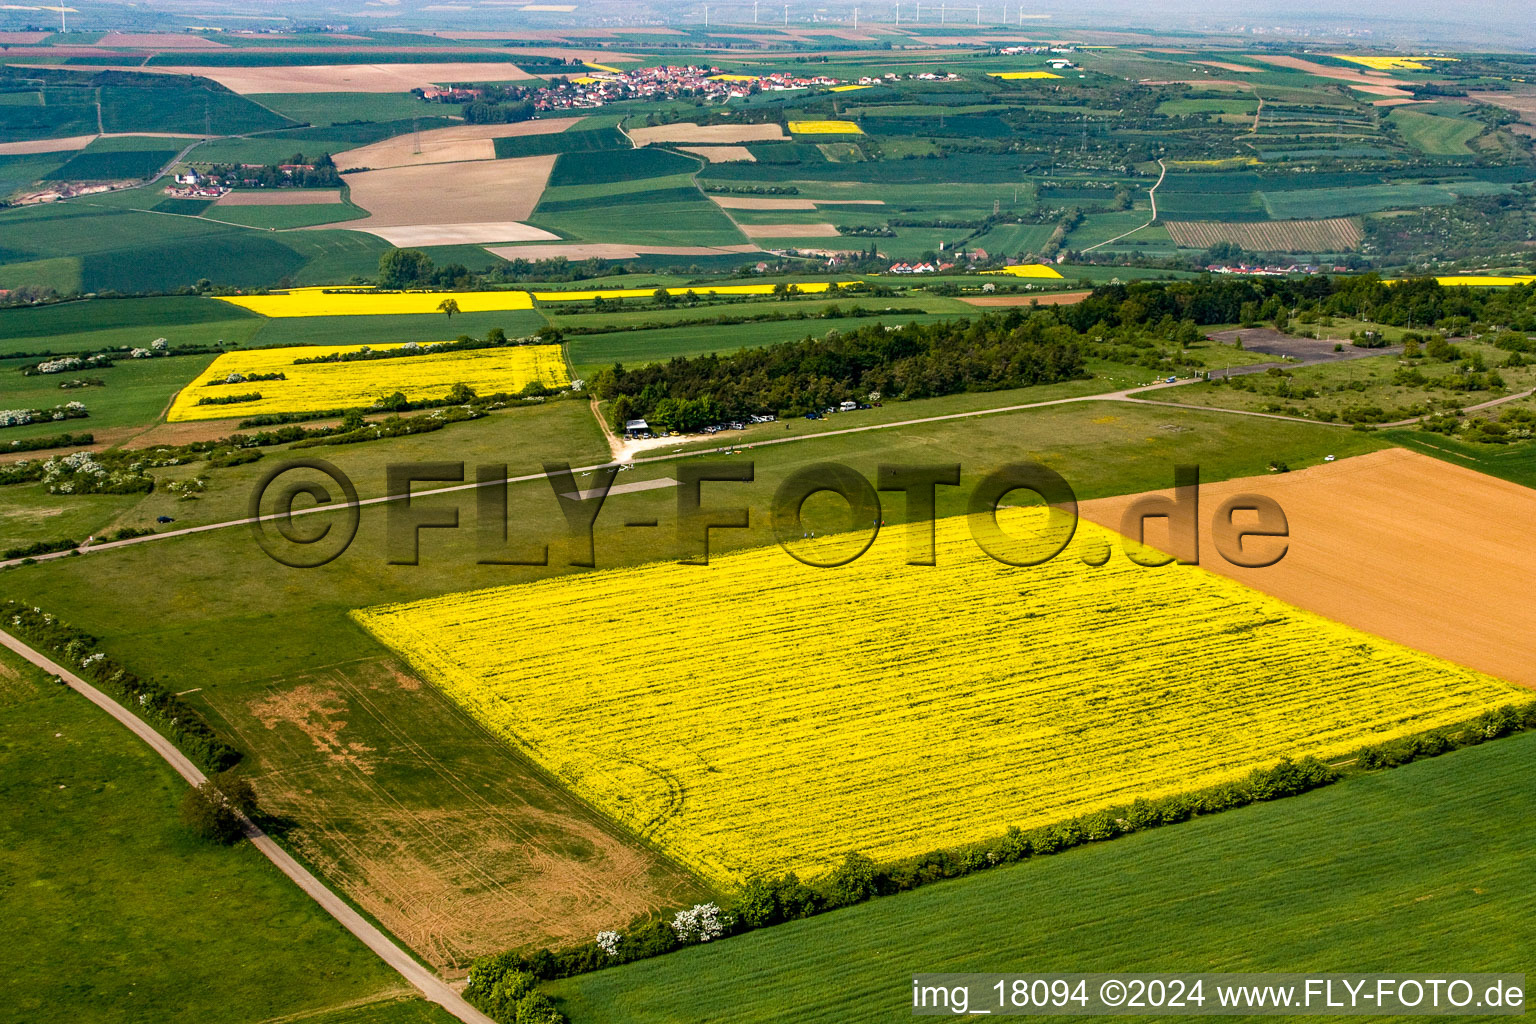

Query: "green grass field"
<box><xmin>549</xmin><ymin>730</ymin><xmax>1536</xmax><ymax>1022</ymax></box>
<box><xmin>251</xmin><ymin>92</ymin><xmax>454</xmax><ymax>126</ymax></box>
<box><xmin>1</xmin><ymin>352</ymin><xmax>215</xmax><ymax>440</ymax></box>
<box><xmin>44</xmin><ymin>148</ymin><xmax>181</xmax><ymax>182</ymax></box>
<box><xmin>0</xmin><ymin>643</ymin><xmax>423</xmax><ymax>1024</ymax></box>
<box><xmin>1390</xmin><ymin>108</ymin><xmax>1484</xmax><ymax>156</ymax></box>
<box><xmin>204</xmin><ymin>202</ymin><xmax>369</xmax><ymax>230</ymax></box>
<box><xmin>0</xmin><ymin>296</ymin><xmax>259</xmax><ymax>354</ymax></box>
<box><xmin>243</xmin><ymin>307</ymin><xmax>548</xmax><ymax>348</ymax></box>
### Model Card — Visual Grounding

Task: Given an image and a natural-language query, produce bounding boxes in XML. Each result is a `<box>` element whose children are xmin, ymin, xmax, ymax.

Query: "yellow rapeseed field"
<box><xmin>1431</xmin><ymin>275</ymin><xmax>1536</xmax><ymax>287</ymax></box>
<box><xmin>987</xmin><ymin>71</ymin><xmax>1063</xmax><ymax>80</ymax></box>
<box><xmin>787</xmin><ymin>119</ymin><xmax>864</xmax><ymax>135</ymax></box>
<box><xmin>167</xmin><ymin>343</ymin><xmax>568</xmax><ymax>421</ymax></box>
<box><xmin>1330</xmin><ymin>55</ymin><xmax>1458</xmax><ymax>71</ymax></box>
<box><xmin>216</xmin><ymin>288</ymin><xmax>535</xmax><ymax>318</ymax></box>
<box><xmin>531</xmin><ymin>281</ymin><xmax>858</xmax><ymax>301</ymax></box>
<box><xmin>983</xmin><ymin>264</ymin><xmax>1065</xmax><ymax>279</ymax></box>
<box><xmin>708</xmin><ymin>74</ymin><xmax>759</xmax><ymax>83</ymax></box>
<box><xmin>353</xmin><ymin>515</ymin><xmax>1521</xmax><ymax>886</ymax></box>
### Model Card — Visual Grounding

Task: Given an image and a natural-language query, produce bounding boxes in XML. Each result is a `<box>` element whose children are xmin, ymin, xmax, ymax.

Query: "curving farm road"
<box><xmin>0</xmin><ymin>629</ymin><xmax>496</xmax><ymax>1024</ymax></box>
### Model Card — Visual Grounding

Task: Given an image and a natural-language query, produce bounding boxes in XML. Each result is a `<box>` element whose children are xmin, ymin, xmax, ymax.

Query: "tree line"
<box><xmin>595</xmin><ymin>314</ymin><xmax>1089</xmax><ymax>429</ymax></box>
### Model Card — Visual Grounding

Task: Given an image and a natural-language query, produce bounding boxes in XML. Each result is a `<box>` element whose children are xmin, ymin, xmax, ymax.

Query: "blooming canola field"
<box><xmin>787</xmin><ymin>120</ymin><xmax>864</xmax><ymax>135</ymax></box>
<box><xmin>216</xmin><ymin>288</ymin><xmax>536</xmax><ymax>318</ymax></box>
<box><xmin>166</xmin><ymin>343</ymin><xmax>569</xmax><ymax>421</ymax></box>
<box><xmin>353</xmin><ymin>515</ymin><xmax>1521</xmax><ymax>886</ymax></box>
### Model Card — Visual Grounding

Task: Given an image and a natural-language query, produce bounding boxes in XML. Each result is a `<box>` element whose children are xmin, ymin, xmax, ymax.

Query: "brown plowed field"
<box><xmin>1081</xmin><ymin>447</ymin><xmax>1536</xmax><ymax>688</ymax></box>
<box><xmin>1165</xmin><ymin>217</ymin><xmax>1362</xmax><ymax>252</ymax></box>
<box><xmin>677</xmin><ymin>145</ymin><xmax>755</xmax><ymax>163</ymax></box>
<box><xmin>960</xmin><ymin>290</ymin><xmax>1091</xmax><ymax>307</ymax></box>
<box><xmin>739</xmin><ymin>222</ymin><xmax>842</xmax><ymax>238</ymax></box>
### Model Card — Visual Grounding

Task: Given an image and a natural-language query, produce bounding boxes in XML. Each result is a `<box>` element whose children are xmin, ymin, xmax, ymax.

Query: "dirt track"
<box><xmin>1081</xmin><ymin>448</ymin><xmax>1536</xmax><ymax>688</ymax></box>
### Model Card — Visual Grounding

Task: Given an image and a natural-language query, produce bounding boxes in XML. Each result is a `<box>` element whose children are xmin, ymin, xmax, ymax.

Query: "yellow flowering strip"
<box><xmin>215</xmin><ymin>288</ymin><xmax>534</xmax><ymax>318</ymax></box>
<box><xmin>353</xmin><ymin>514</ymin><xmax>1520</xmax><ymax>887</ymax></box>
<box><xmin>583</xmin><ymin>61</ymin><xmax>626</xmax><ymax>74</ymax></box>
<box><xmin>166</xmin><ymin>343</ymin><xmax>568</xmax><ymax>421</ymax></box>
<box><xmin>987</xmin><ymin>71</ymin><xmax>1062</xmax><ymax>80</ymax></box>
<box><xmin>1430</xmin><ymin>275</ymin><xmax>1536</xmax><ymax>287</ymax></box>
<box><xmin>1330</xmin><ymin>55</ymin><xmax>1458</xmax><ymax>71</ymax></box>
<box><xmin>830</xmin><ymin>84</ymin><xmax>871</xmax><ymax>92</ymax></box>
<box><xmin>981</xmin><ymin>264</ymin><xmax>1065</xmax><ymax>279</ymax></box>
<box><xmin>709</xmin><ymin>73</ymin><xmax>759</xmax><ymax>83</ymax></box>
<box><xmin>787</xmin><ymin>119</ymin><xmax>864</xmax><ymax>135</ymax></box>
<box><xmin>531</xmin><ymin>280</ymin><xmax>860</xmax><ymax>301</ymax></box>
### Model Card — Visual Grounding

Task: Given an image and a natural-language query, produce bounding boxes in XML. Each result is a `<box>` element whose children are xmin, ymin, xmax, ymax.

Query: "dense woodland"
<box><xmin>595</xmin><ymin>315</ymin><xmax>1089</xmax><ymax>428</ymax></box>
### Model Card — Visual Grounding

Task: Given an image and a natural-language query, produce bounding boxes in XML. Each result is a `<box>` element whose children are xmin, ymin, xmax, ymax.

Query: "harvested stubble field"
<box><xmin>676</xmin><ymin>145</ymin><xmax>754</xmax><ymax>163</ymax></box>
<box><xmin>1164</xmin><ymin>217</ymin><xmax>1363</xmax><ymax>251</ymax></box>
<box><xmin>340</xmin><ymin>155</ymin><xmax>558</xmax><ymax>244</ymax></box>
<box><xmin>1082</xmin><ymin>448</ymin><xmax>1536</xmax><ymax>689</ymax></box>
<box><xmin>486</xmin><ymin>242</ymin><xmax>759</xmax><ymax>260</ymax></box>
<box><xmin>166</xmin><ymin>341</ymin><xmax>568</xmax><ymax>420</ymax></box>
<box><xmin>354</xmin><ymin>513</ymin><xmax>1520</xmax><ymax>886</ymax></box>
<box><xmin>198</xmin><ymin>657</ymin><xmax>705</xmax><ymax>972</ymax></box>
<box><xmin>217</xmin><ymin>287</ymin><xmax>534</xmax><ymax>317</ymax></box>
<box><xmin>333</xmin><ymin>119</ymin><xmax>579</xmax><ymax>170</ymax></box>
<box><xmin>0</xmin><ymin>134</ymin><xmax>97</xmax><ymax>156</ymax></box>
<box><xmin>628</xmin><ymin>122</ymin><xmax>786</xmax><ymax>145</ymax></box>
<box><xmin>738</xmin><ymin>222</ymin><xmax>842</xmax><ymax>238</ymax></box>
<box><xmin>132</xmin><ymin>63</ymin><xmax>537</xmax><ymax>94</ymax></box>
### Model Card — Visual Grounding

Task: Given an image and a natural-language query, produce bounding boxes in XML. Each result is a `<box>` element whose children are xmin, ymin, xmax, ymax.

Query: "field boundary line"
<box><xmin>0</xmin><ymin>628</ymin><xmax>497</xmax><ymax>1024</ymax></box>
<box><xmin>1082</xmin><ymin>158</ymin><xmax>1165</xmax><ymax>253</ymax></box>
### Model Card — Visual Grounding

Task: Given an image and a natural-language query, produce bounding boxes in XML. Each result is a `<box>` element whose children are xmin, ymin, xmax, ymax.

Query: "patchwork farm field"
<box><xmin>166</xmin><ymin>342</ymin><xmax>569</xmax><ymax>421</ymax></box>
<box><xmin>355</xmin><ymin>514</ymin><xmax>1519</xmax><ymax>886</ymax></box>
<box><xmin>551</xmin><ymin>730</ymin><xmax>1536</xmax><ymax>1024</ymax></box>
<box><xmin>1083</xmin><ymin>449</ymin><xmax>1536</xmax><ymax>688</ymax></box>
<box><xmin>1164</xmin><ymin>217</ymin><xmax>1362</xmax><ymax>251</ymax></box>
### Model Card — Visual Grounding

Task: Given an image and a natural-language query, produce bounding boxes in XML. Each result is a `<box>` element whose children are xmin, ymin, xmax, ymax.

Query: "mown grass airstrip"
<box><xmin>166</xmin><ymin>343</ymin><xmax>569</xmax><ymax>421</ymax></box>
<box><xmin>354</xmin><ymin>514</ymin><xmax>1520</xmax><ymax>887</ymax></box>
